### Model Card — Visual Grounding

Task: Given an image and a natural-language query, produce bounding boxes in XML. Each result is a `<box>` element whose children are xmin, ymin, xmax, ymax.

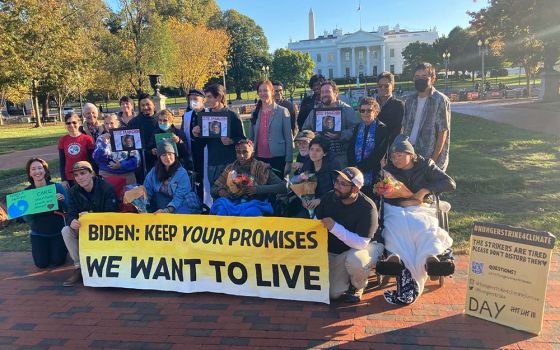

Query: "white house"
<box><xmin>288</xmin><ymin>9</ymin><xmax>438</xmax><ymax>79</ymax></box>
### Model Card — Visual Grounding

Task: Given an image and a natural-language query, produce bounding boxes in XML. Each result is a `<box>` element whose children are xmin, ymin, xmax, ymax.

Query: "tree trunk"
<box><xmin>40</xmin><ymin>93</ymin><xmax>49</xmax><ymax>122</ymax></box>
<box><xmin>32</xmin><ymin>81</ymin><xmax>42</xmax><ymax>128</ymax></box>
<box><xmin>541</xmin><ymin>43</ymin><xmax>560</xmax><ymax>102</ymax></box>
<box><xmin>236</xmin><ymin>86</ymin><xmax>242</xmax><ymax>100</ymax></box>
<box><xmin>524</xmin><ymin>65</ymin><xmax>532</xmax><ymax>97</ymax></box>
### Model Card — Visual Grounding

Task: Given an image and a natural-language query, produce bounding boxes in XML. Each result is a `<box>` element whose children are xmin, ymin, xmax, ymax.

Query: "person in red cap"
<box><xmin>315</xmin><ymin>166</ymin><xmax>383</xmax><ymax>303</ymax></box>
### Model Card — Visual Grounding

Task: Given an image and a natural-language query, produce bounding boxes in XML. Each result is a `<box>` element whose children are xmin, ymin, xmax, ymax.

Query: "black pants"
<box><xmin>256</xmin><ymin>156</ymin><xmax>285</xmax><ymax>179</ymax></box>
<box><xmin>30</xmin><ymin>234</ymin><xmax>67</xmax><ymax>268</ymax></box>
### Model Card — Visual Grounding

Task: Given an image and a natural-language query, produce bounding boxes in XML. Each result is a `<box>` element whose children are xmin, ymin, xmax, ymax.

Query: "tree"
<box><xmin>155</xmin><ymin>0</ymin><xmax>220</xmax><ymax>26</ymax></box>
<box><xmin>167</xmin><ymin>18</ymin><xmax>229</xmax><ymax>95</ymax></box>
<box><xmin>469</xmin><ymin>0</ymin><xmax>559</xmax><ymax>98</ymax></box>
<box><xmin>401</xmin><ymin>42</ymin><xmax>441</xmax><ymax>79</ymax></box>
<box><xmin>271</xmin><ymin>49</ymin><xmax>314</xmax><ymax>98</ymax></box>
<box><xmin>211</xmin><ymin>9</ymin><xmax>270</xmax><ymax>99</ymax></box>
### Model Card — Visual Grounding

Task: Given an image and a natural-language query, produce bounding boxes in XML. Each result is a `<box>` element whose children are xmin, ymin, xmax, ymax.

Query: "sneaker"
<box><xmin>63</xmin><ymin>268</ymin><xmax>83</xmax><ymax>287</ymax></box>
<box><xmin>342</xmin><ymin>285</ymin><xmax>364</xmax><ymax>303</ymax></box>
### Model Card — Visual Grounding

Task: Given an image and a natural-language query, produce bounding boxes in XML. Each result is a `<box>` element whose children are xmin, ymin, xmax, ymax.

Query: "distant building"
<box><xmin>288</xmin><ymin>10</ymin><xmax>438</xmax><ymax>79</ymax></box>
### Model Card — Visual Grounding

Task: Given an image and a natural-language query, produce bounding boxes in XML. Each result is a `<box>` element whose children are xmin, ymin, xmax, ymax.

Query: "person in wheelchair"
<box><xmin>210</xmin><ymin>139</ymin><xmax>286</xmax><ymax>216</ymax></box>
<box><xmin>377</xmin><ymin>134</ymin><xmax>456</xmax><ymax>305</ymax></box>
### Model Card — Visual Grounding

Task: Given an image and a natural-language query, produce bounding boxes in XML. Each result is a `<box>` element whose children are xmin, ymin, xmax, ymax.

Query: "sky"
<box><xmin>106</xmin><ymin>0</ymin><xmax>488</xmax><ymax>52</ymax></box>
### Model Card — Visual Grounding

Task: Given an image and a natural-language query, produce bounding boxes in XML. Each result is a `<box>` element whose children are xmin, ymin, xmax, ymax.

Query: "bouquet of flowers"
<box><xmin>289</xmin><ymin>172</ymin><xmax>317</xmax><ymax>218</ymax></box>
<box><xmin>374</xmin><ymin>171</ymin><xmax>413</xmax><ymax>198</ymax></box>
<box><xmin>226</xmin><ymin>170</ymin><xmax>255</xmax><ymax>195</ymax></box>
<box><xmin>123</xmin><ymin>185</ymin><xmax>148</xmax><ymax>213</ymax></box>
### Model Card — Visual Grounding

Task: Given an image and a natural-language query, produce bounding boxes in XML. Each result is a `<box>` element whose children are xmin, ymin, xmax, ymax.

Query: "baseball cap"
<box><xmin>72</xmin><ymin>161</ymin><xmax>93</xmax><ymax>173</ymax></box>
<box><xmin>333</xmin><ymin>167</ymin><xmax>364</xmax><ymax>188</ymax></box>
<box><xmin>187</xmin><ymin>89</ymin><xmax>205</xmax><ymax>98</ymax></box>
<box><xmin>295</xmin><ymin>130</ymin><xmax>315</xmax><ymax>142</ymax></box>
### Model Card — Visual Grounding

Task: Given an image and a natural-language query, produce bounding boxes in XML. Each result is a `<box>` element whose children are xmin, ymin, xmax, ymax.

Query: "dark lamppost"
<box><xmin>442</xmin><ymin>51</ymin><xmax>451</xmax><ymax>92</ymax></box>
<box><xmin>478</xmin><ymin>38</ymin><xmax>489</xmax><ymax>95</ymax></box>
<box><xmin>219</xmin><ymin>60</ymin><xmax>228</xmax><ymax>103</ymax></box>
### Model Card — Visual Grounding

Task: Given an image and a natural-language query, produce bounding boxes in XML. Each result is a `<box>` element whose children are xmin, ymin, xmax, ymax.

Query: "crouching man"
<box><xmin>315</xmin><ymin>167</ymin><xmax>383</xmax><ymax>302</ymax></box>
<box><xmin>61</xmin><ymin>161</ymin><xmax>118</xmax><ymax>286</ymax></box>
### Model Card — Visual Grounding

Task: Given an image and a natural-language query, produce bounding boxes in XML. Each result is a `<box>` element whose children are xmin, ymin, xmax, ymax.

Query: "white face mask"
<box><xmin>190</xmin><ymin>100</ymin><xmax>200</xmax><ymax>110</ymax></box>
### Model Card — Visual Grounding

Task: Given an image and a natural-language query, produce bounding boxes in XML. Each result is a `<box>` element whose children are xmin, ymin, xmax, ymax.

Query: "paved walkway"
<box><xmin>0</xmin><ymin>252</ymin><xmax>558</xmax><ymax>349</ymax></box>
<box><xmin>452</xmin><ymin>98</ymin><xmax>560</xmax><ymax>137</ymax></box>
<box><xmin>0</xmin><ymin>145</ymin><xmax>58</xmax><ymax>170</ymax></box>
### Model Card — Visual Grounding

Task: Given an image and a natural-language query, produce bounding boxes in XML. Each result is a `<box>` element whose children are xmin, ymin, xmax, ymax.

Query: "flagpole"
<box><xmin>358</xmin><ymin>1</ymin><xmax>362</xmax><ymax>30</ymax></box>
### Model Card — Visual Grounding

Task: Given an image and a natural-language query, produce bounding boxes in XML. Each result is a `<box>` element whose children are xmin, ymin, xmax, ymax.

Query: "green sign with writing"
<box><xmin>6</xmin><ymin>184</ymin><xmax>58</xmax><ymax>219</ymax></box>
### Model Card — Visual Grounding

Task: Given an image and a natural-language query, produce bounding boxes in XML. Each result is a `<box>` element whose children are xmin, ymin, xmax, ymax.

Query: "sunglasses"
<box><xmin>65</xmin><ymin>121</ymin><xmax>78</xmax><ymax>125</ymax></box>
<box><xmin>359</xmin><ymin>108</ymin><xmax>375</xmax><ymax>113</ymax></box>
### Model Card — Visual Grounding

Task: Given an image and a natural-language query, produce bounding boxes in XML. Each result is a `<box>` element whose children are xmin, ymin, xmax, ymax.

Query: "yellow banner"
<box><xmin>79</xmin><ymin>213</ymin><xmax>330</xmax><ymax>304</ymax></box>
<box><xmin>465</xmin><ymin>222</ymin><xmax>556</xmax><ymax>334</ymax></box>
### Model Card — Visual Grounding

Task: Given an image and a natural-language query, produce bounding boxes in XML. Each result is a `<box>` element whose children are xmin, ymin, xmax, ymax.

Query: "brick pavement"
<box><xmin>0</xmin><ymin>252</ymin><xmax>558</xmax><ymax>350</ymax></box>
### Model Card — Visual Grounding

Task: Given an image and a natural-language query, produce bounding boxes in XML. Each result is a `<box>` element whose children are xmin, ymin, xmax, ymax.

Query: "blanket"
<box><xmin>210</xmin><ymin>197</ymin><xmax>273</xmax><ymax>217</ymax></box>
<box><xmin>383</xmin><ymin>203</ymin><xmax>453</xmax><ymax>294</ymax></box>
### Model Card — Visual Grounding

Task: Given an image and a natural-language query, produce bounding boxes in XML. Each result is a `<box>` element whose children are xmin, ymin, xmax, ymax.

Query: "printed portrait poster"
<box><xmin>199</xmin><ymin>112</ymin><xmax>229</xmax><ymax>138</ymax></box>
<box><xmin>465</xmin><ymin>222</ymin><xmax>556</xmax><ymax>334</ymax></box>
<box><xmin>315</xmin><ymin>108</ymin><xmax>342</xmax><ymax>134</ymax></box>
<box><xmin>110</xmin><ymin>128</ymin><xmax>142</xmax><ymax>151</ymax></box>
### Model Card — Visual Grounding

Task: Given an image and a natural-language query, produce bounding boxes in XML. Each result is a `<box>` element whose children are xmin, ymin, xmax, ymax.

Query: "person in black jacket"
<box><xmin>297</xmin><ymin>74</ymin><xmax>325</xmax><ymax>130</ymax></box>
<box><xmin>61</xmin><ymin>161</ymin><xmax>118</xmax><ymax>287</ymax></box>
<box><xmin>379</xmin><ymin>135</ymin><xmax>455</xmax><ymax>305</ymax></box>
<box><xmin>376</xmin><ymin>72</ymin><xmax>404</xmax><ymax>146</ymax></box>
<box><xmin>128</xmin><ymin>94</ymin><xmax>159</xmax><ymax>181</ymax></box>
<box><xmin>192</xmin><ymin>84</ymin><xmax>246</xmax><ymax>186</ymax></box>
<box><xmin>347</xmin><ymin>97</ymin><xmax>391</xmax><ymax>202</ymax></box>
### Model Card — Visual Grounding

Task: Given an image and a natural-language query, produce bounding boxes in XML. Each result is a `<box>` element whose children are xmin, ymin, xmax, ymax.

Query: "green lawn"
<box><xmin>0</xmin><ymin>124</ymin><xmax>66</xmax><ymax>155</ymax></box>
<box><xmin>1</xmin><ymin>113</ymin><xmax>558</xmax><ymax>252</ymax></box>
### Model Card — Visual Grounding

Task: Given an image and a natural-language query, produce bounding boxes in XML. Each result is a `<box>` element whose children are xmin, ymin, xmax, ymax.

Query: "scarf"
<box><xmin>354</xmin><ymin>121</ymin><xmax>377</xmax><ymax>185</ymax></box>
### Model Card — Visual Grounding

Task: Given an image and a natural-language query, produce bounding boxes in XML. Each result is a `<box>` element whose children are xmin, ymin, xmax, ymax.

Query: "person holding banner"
<box><xmin>379</xmin><ymin>135</ymin><xmax>455</xmax><ymax>305</ymax></box>
<box><xmin>23</xmin><ymin>158</ymin><xmax>68</xmax><ymax>268</ymax></box>
<box><xmin>58</xmin><ymin>112</ymin><xmax>95</xmax><ymax>188</ymax></box>
<box><xmin>210</xmin><ymin>139</ymin><xmax>286</xmax><ymax>216</ymax></box>
<box><xmin>315</xmin><ymin>167</ymin><xmax>383</xmax><ymax>303</ymax></box>
<box><xmin>61</xmin><ymin>161</ymin><xmax>118</xmax><ymax>286</ymax></box>
<box><xmin>144</xmin><ymin>141</ymin><xmax>201</xmax><ymax>214</ymax></box>
<box><xmin>93</xmin><ymin>114</ymin><xmax>140</xmax><ymax>185</ymax></box>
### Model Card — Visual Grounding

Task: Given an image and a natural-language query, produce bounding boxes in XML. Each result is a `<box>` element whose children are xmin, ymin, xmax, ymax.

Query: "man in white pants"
<box><xmin>315</xmin><ymin>167</ymin><xmax>384</xmax><ymax>302</ymax></box>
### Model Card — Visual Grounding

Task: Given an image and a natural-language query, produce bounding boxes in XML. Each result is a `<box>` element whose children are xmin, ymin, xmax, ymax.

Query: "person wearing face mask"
<box><xmin>79</xmin><ymin>103</ymin><xmax>104</xmax><ymax>141</ymax></box>
<box><xmin>128</xmin><ymin>94</ymin><xmax>159</xmax><ymax>181</ymax></box>
<box><xmin>181</xmin><ymin>89</ymin><xmax>206</xmax><ymax>200</ymax></box>
<box><xmin>402</xmin><ymin>62</ymin><xmax>451</xmax><ymax>171</ymax></box>
<box><xmin>93</xmin><ymin>114</ymin><xmax>140</xmax><ymax>185</ymax></box>
<box><xmin>148</xmin><ymin>109</ymin><xmax>190</xmax><ymax>170</ymax></box>
<box><xmin>302</xmin><ymin>80</ymin><xmax>360</xmax><ymax>167</ymax></box>
<box><xmin>375</xmin><ymin>72</ymin><xmax>404</xmax><ymax>147</ymax></box>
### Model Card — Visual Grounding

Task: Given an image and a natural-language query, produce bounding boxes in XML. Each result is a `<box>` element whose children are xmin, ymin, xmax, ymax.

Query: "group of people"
<box><xmin>23</xmin><ymin>61</ymin><xmax>455</xmax><ymax>306</ymax></box>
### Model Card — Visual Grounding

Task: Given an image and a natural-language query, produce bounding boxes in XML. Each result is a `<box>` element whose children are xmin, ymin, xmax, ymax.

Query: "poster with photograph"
<box><xmin>110</xmin><ymin>128</ymin><xmax>142</xmax><ymax>151</ymax></box>
<box><xmin>315</xmin><ymin>108</ymin><xmax>342</xmax><ymax>134</ymax></box>
<box><xmin>199</xmin><ymin>112</ymin><xmax>229</xmax><ymax>138</ymax></box>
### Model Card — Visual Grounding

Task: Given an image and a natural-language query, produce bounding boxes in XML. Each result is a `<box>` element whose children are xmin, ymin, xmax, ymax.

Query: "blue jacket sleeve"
<box><xmin>55</xmin><ymin>182</ymin><xmax>69</xmax><ymax>212</ymax></box>
<box><xmin>93</xmin><ymin>138</ymin><xmax>111</xmax><ymax>168</ymax></box>
<box><xmin>118</xmin><ymin>151</ymin><xmax>139</xmax><ymax>172</ymax></box>
<box><xmin>168</xmin><ymin>168</ymin><xmax>199</xmax><ymax>211</ymax></box>
<box><xmin>143</xmin><ymin>169</ymin><xmax>156</xmax><ymax>202</ymax></box>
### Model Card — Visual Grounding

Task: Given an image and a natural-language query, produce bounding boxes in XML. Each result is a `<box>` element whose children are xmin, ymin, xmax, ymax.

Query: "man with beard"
<box><xmin>302</xmin><ymin>80</ymin><xmax>359</xmax><ymax>167</ymax></box>
<box><xmin>402</xmin><ymin>62</ymin><xmax>451</xmax><ymax>171</ymax></box>
<box><xmin>315</xmin><ymin>167</ymin><xmax>383</xmax><ymax>303</ymax></box>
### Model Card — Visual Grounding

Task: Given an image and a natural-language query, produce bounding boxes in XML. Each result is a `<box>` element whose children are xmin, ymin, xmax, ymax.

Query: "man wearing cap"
<box><xmin>61</xmin><ymin>161</ymin><xmax>118</xmax><ymax>287</ymax></box>
<box><xmin>315</xmin><ymin>167</ymin><xmax>383</xmax><ymax>303</ymax></box>
<box><xmin>292</xmin><ymin>130</ymin><xmax>315</xmax><ymax>173</ymax></box>
<box><xmin>272</xmin><ymin>81</ymin><xmax>297</xmax><ymax>136</ymax></box>
<box><xmin>182</xmin><ymin>89</ymin><xmax>206</xmax><ymax>199</ymax></box>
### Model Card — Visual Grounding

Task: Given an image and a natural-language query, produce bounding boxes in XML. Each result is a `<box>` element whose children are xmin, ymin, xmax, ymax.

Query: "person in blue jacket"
<box><xmin>23</xmin><ymin>158</ymin><xmax>68</xmax><ymax>268</ymax></box>
<box><xmin>93</xmin><ymin>113</ymin><xmax>140</xmax><ymax>185</ymax></box>
<box><xmin>144</xmin><ymin>141</ymin><xmax>201</xmax><ymax>214</ymax></box>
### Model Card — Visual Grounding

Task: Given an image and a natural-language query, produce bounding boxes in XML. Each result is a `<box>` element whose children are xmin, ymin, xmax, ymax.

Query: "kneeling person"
<box><xmin>316</xmin><ymin>167</ymin><xmax>383</xmax><ymax>302</ymax></box>
<box><xmin>61</xmin><ymin>161</ymin><xmax>118</xmax><ymax>287</ymax></box>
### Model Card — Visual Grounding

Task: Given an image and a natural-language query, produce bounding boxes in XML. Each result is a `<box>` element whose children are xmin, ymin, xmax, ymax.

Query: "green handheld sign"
<box><xmin>6</xmin><ymin>184</ymin><xmax>59</xmax><ymax>219</ymax></box>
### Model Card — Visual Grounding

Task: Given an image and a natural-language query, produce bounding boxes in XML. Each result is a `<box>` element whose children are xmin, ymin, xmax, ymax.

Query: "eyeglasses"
<box><xmin>359</xmin><ymin>108</ymin><xmax>375</xmax><ymax>113</ymax></box>
<box><xmin>377</xmin><ymin>84</ymin><xmax>391</xmax><ymax>88</ymax></box>
<box><xmin>65</xmin><ymin>121</ymin><xmax>78</xmax><ymax>125</ymax></box>
<box><xmin>334</xmin><ymin>179</ymin><xmax>353</xmax><ymax>188</ymax></box>
<box><xmin>274</xmin><ymin>89</ymin><xmax>283</xmax><ymax>92</ymax></box>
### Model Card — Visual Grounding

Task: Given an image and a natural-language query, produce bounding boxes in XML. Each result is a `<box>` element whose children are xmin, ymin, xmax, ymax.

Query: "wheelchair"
<box><xmin>370</xmin><ymin>194</ymin><xmax>455</xmax><ymax>289</ymax></box>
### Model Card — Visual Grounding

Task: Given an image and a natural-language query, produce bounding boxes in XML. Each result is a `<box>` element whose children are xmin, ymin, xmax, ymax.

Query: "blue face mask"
<box><xmin>159</xmin><ymin>123</ymin><xmax>171</xmax><ymax>131</ymax></box>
